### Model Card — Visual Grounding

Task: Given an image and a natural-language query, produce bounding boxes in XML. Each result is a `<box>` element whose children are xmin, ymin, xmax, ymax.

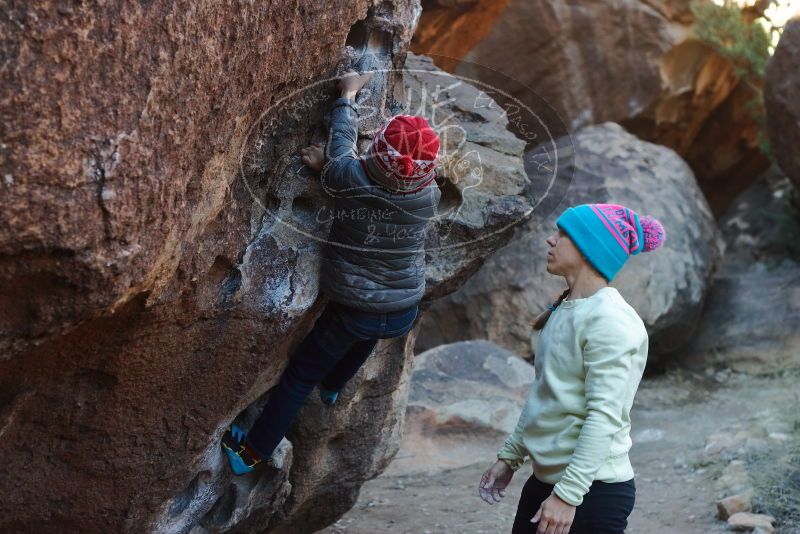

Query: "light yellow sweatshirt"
<box><xmin>497</xmin><ymin>286</ymin><xmax>648</xmax><ymax>506</ymax></box>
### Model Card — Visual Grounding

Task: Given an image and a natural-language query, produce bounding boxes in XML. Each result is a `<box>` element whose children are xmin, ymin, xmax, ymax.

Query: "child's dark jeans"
<box><xmin>246</xmin><ymin>300</ymin><xmax>419</xmax><ymax>459</ymax></box>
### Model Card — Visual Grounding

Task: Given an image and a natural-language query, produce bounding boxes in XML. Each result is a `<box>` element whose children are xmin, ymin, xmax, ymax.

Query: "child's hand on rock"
<box><xmin>300</xmin><ymin>142</ymin><xmax>325</xmax><ymax>173</ymax></box>
<box><xmin>338</xmin><ymin>70</ymin><xmax>374</xmax><ymax>99</ymax></box>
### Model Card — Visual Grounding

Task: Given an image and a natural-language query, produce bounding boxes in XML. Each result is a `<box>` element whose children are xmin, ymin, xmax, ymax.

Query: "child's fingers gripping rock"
<box><xmin>338</xmin><ymin>70</ymin><xmax>374</xmax><ymax>95</ymax></box>
<box><xmin>299</xmin><ymin>144</ymin><xmax>325</xmax><ymax>172</ymax></box>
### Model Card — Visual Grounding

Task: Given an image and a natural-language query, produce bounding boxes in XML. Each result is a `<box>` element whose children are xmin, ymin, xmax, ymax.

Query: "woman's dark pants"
<box><xmin>246</xmin><ymin>301</ymin><xmax>418</xmax><ymax>459</ymax></box>
<box><xmin>512</xmin><ymin>473</ymin><xmax>636</xmax><ymax>534</ymax></box>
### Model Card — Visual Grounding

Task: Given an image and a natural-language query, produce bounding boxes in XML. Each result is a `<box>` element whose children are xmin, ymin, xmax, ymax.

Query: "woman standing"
<box><xmin>478</xmin><ymin>203</ymin><xmax>666</xmax><ymax>534</ymax></box>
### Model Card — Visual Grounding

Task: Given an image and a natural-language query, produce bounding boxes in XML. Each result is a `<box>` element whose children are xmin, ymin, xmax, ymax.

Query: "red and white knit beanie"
<box><xmin>360</xmin><ymin>115</ymin><xmax>440</xmax><ymax>193</ymax></box>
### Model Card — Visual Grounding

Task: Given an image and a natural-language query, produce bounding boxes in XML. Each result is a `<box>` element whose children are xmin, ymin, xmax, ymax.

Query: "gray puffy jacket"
<box><xmin>318</xmin><ymin>97</ymin><xmax>441</xmax><ymax>312</ymax></box>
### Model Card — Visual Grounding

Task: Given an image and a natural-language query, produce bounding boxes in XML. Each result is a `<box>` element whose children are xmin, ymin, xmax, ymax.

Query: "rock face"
<box><xmin>409</xmin><ymin>340</ymin><xmax>534</xmax><ymax>436</ymax></box>
<box><xmin>765</xmin><ymin>17</ymin><xmax>800</xmax><ymax>189</ymax></box>
<box><xmin>0</xmin><ymin>3</ymin><xmax>533</xmax><ymax>532</ymax></box>
<box><xmin>680</xmin><ymin>167</ymin><xmax>800</xmax><ymax>373</ymax></box>
<box><xmin>394</xmin><ymin>340</ymin><xmax>534</xmax><ymax>474</ymax></box>
<box><xmin>624</xmin><ymin>38</ymin><xmax>769</xmax><ymax>217</ymax></box>
<box><xmin>414</xmin><ymin>0</ymin><xmax>679</xmax><ymax>130</ymax></box>
<box><xmin>684</xmin><ymin>267</ymin><xmax>800</xmax><ymax>374</ymax></box>
<box><xmin>412</xmin><ymin>0</ymin><xmax>770</xmax><ymax>215</ymax></box>
<box><xmin>403</xmin><ymin>53</ymin><xmax>533</xmax><ymax>300</ymax></box>
<box><xmin>710</xmin><ymin>167</ymin><xmax>799</xmax><ymax>270</ymax></box>
<box><xmin>417</xmin><ymin>123</ymin><xmax>723</xmax><ymax>365</ymax></box>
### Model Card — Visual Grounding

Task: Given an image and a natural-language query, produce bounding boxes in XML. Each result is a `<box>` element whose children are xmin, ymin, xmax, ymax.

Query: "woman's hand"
<box><xmin>338</xmin><ymin>70</ymin><xmax>374</xmax><ymax>99</ymax></box>
<box><xmin>531</xmin><ymin>493</ymin><xmax>576</xmax><ymax>534</ymax></box>
<box><xmin>478</xmin><ymin>460</ymin><xmax>514</xmax><ymax>505</ymax></box>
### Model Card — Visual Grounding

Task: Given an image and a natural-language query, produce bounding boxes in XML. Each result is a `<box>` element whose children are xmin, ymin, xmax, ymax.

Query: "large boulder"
<box><xmin>405</xmin><ymin>53</ymin><xmax>533</xmax><ymax>300</ymax></box>
<box><xmin>0</xmin><ymin>3</ymin><xmax>534</xmax><ymax>532</ymax></box>
<box><xmin>413</xmin><ymin>0</ymin><xmax>683</xmax><ymax>129</ymax></box>
<box><xmin>680</xmin><ymin>167</ymin><xmax>800</xmax><ymax>373</ymax></box>
<box><xmin>418</xmin><ymin>123</ymin><xmax>723</xmax><ymax>365</ymax></box>
<box><xmin>765</xmin><ymin>16</ymin><xmax>800</xmax><ymax>189</ymax></box>
<box><xmin>412</xmin><ymin>0</ymin><xmax>771</xmax><ymax>215</ymax></box>
<box><xmin>392</xmin><ymin>340</ymin><xmax>535</xmax><ymax>474</ymax></box>
<box><xmin>680</xmin><ymin>266</ymin><xmax>800</xmax><ymax>374</ymax></box>
<box><xmin>409</xmin><ymin>340</ymin><xmax>534</xmax><ymax>436</ymax></box>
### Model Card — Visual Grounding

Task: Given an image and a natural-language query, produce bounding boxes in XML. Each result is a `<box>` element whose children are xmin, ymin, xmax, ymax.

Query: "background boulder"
<box><xmin>412</xmin><ymin>0</ymin><xmax>772</xmax><ymax>216</ymax></box>
<box><xmin>391</xmin><ymin>340</ymin><xmax>535</xmax><ymax>474</ymax></box>
<box><xmin>765</xmin><ymin>16</ymin><xmax>800</xmax><ymax>189</ymax></box>
<box><xmin>680</xmin><ymin>167</ymin><xmax>800</xmax><ymax>373</ymax></box>
<box><xmin>417</xmin><ymin>123</ymin><xmax>724</xmax><ymax>366</ymax></box>
<box><xmin>409</xmin><ymin>340</ymin><xmax>534</xmax><ymax>435</ymax></box>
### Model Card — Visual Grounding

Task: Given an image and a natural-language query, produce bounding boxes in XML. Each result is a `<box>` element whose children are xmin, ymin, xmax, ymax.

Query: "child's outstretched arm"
<box><xmin>328</xmin><ymin>70</ymin><xmax>373</xmax><ymax>159</ymax></box>
<box><xmin>316</xmin><ymin>71</ymin><xmax>373</xmax><ymax>192</ymax></box>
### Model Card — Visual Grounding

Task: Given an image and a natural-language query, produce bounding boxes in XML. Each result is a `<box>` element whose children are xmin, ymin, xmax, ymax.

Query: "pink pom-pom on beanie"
<box><xmin>639</xmin><ymin>215</ymin><xmax>666</xmax><ymax>252</ymax></box>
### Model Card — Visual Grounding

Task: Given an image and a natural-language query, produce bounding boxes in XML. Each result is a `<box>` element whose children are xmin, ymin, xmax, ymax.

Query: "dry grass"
<box><xmin>746</xmin><ymin>418</ymin><xmax>800</xmax><ymax>533</ymax></box>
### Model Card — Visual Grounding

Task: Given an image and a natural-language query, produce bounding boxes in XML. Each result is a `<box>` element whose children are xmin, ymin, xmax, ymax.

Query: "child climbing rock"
<box><xmin>222</xmin><ymin>70</ymin><xmax>442</xmax><ymax>475</ymax></box>
<box><xmin>477</xmin><ymin>203</ymin><xmax>666</xmax><ymax>533</ymax></box>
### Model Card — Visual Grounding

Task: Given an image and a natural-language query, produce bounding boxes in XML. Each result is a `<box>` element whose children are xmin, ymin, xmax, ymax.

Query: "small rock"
<box><xmin>717</xmin><ymin>460</ymin><xmax>752</xmax><ymax>494</ymax></box>
<box><xmin>705</xmin><ymin>433</ymin><xmax>735</xmax><ymax>455</ymax></box>
<box><xmin>767</xmin><ymin>432</ymin><xmax>788</xmax><ymax>442</ymax></box>
<box><xmin>727</xmin><ymin>512</ymin><xmax>775</xmax><ymax>533</ymax></box>
<box><xmin>635</xmin><ymin>428</ymin><xmax>665</xmax><ymax>443</ymax></box>
<box><xmin>717</xmin><ymin>492</ymin><xmax>752</xmax><ymax>520</ymax></box>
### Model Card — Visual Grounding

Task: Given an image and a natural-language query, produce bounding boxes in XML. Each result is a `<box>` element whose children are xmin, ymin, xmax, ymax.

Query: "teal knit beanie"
<box><xmin>556</xmin><ymin>203</ymin><xmax>666</xmax><ymax>281</ymax></box>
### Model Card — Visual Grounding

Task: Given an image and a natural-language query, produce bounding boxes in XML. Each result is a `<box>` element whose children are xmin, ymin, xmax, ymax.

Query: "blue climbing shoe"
<box><xmin>221</xmin><ymin>424</ymin><xmax>261</xmax><ymax>475</ymax></box>
<box><xmin>318</xmin><ymin>386</ymin><xmax>339</xmax><ymax>406</ymax></box>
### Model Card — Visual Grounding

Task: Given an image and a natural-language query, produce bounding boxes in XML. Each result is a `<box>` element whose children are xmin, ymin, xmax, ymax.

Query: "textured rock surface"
<box><xmin>709</xmin><ymin>166</ymin><xmax>799</xmax><ymax>270</ymax></box>
<box><xmin>0</xmin><ymin>3</ymin><xmax>533</xmax><ymax>532</ymax></box>
<box><xmin>404</xmin><ymin>53</ymin><xmax>532</xmax><ymax>300</ymax></box>
<box><xmin>765</xmin><ymin>16</ymin><xmax>800</xmax><ymax>189</ymax></box>
<box><xmin>624</xmin><ymin>38</ymin><xmax>769</xmax><ymax>217</ymax></box>
<box><xmin>414</xmin><ymin>0</ymin><xmax>678</xmax><ymax>129</ymax></box>
<box><xmin>717</xmin><ymin>492</ymin><xmax>753</xmax><ymax>521</ymax></box>
<box><xmin>412</xmin><ymin>0</ymin><xmax>770</xmax><ymax>215</ymax></box>
<box><xmin>418</xmin><ymin>123</ymin><xmax>723</xmax><ymax>365</ymax></box>
<box><xmin>727</xmin><ymin>512</ymin><xmax>776</xmax><ymax>533</ymax></box>
<box><xmin>393</xmin><ymin>340</ymin><xmax>534</xmax><ymax>474</ymax></box>
<box><xmin>680</xmin><ymin>168</ymin><xmax>800</xmax><ymax>373</ymax></box>
<box><xmin>408</xmin><ymin>340</ymin><xmax>533</xmax><ymax>435</ymax></box>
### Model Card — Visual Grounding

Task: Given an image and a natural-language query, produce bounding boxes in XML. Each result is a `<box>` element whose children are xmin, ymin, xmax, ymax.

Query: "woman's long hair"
<box><xmin>530</xmin><ymin>288</ymin><xmax>570</xmax><ymax>331</ymax></box>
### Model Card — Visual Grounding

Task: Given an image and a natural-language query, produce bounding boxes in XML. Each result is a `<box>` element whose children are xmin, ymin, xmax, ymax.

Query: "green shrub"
<box><xmin>691</xmin><ymin>0</ymin><xmax>772</xmax><ymax>78</ymax></box>
<box><xmin>690</xmin><ymin>0</ymin><xmax>777</xmax><ymax>157</ymax></box>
